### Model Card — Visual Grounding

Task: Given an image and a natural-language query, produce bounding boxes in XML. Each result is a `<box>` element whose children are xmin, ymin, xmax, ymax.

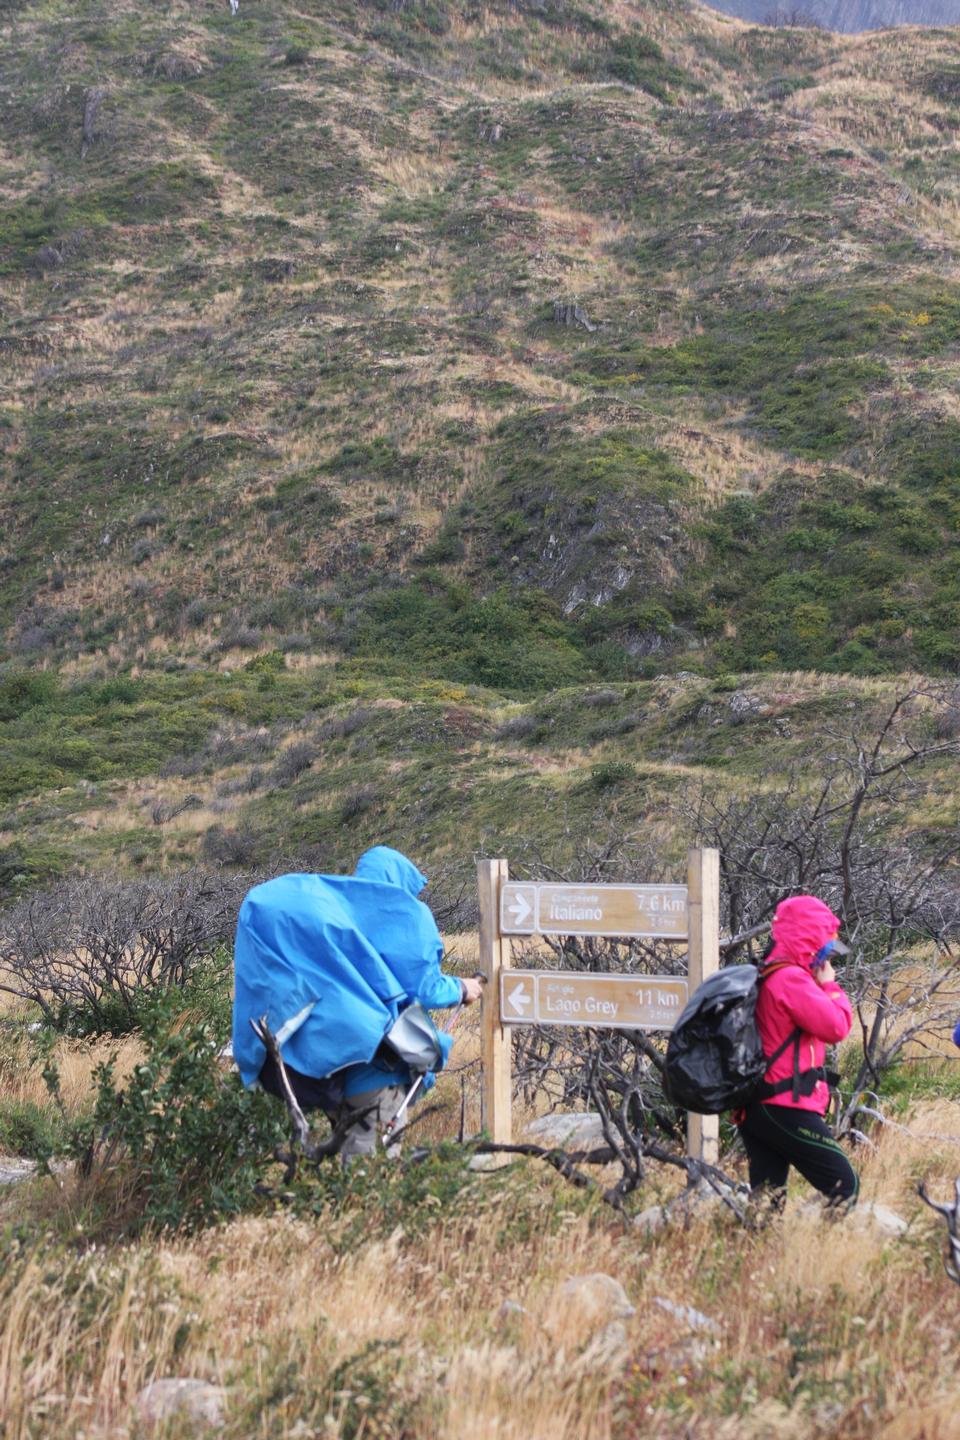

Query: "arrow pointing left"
<box><xmin>507</xmin><ymin>982</ymin><xmax>532</xmax><ymax>1016</ymax></box>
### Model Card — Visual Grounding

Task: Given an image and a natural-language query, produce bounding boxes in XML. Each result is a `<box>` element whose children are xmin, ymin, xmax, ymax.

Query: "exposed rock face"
<box><xmin>135</xmin><ymin>1379</ymin><xmax>227</xmax><ymax>1429</ymax></box>
<box><xmin>705</xmin><ymin>0</ymin><xmax>960</xmax><ymax>30</ymax></box>
<box><xmin>524</xmin><ymin>1112</ymin><xmax>606</xmax><ymax>1150</ymax></box>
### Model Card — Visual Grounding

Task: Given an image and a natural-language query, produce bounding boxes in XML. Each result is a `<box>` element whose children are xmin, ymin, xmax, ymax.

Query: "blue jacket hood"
<box><xmin>353</xmin><ymin>846</ymin><xmax>427</xmax><ymax>896</ymax></box>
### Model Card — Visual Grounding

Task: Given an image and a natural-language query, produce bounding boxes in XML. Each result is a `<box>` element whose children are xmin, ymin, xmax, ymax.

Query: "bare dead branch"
<box><xmin>918</xmin><ymin>1178</ymin><xmax>960</xmax><ymax>1285</ymax></box>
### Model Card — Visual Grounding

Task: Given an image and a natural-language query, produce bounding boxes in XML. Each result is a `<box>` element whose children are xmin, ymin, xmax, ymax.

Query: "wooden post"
<box><xmin>686</xmin><ymin>847</ymin><xmax>720</xmax><ymax>1167</ymax></box>
<box><xmin>478</xmin><ymin>858</ymin><xmax>512</xmax><ymax>1143</ymax></box>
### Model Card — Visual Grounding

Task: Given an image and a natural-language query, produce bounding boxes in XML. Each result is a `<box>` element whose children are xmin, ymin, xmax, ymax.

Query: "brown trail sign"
<box><xmin>501</xmin><ymin>971</ymin><xmax>688</xmax><ymax>1029</ymax></box>
<box><xmin>477</xmin><ymin>850</ymin><xmax>720</xmax><ymax>1165</ymax></box>
<box><xmin>500</xmin><ymin>883</ymin><xmax>688</xmax><ymax>939</ymax></box>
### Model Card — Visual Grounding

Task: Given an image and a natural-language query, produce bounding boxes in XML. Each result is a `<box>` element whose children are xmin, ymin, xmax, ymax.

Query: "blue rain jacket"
<box><xmin>954</xmin><ymin>1019</ymin><xmax>960</xmax><ymax>1050</ymax></box>
<box><xmin>232</xmin><ymin>846</ymin><xmax>461</xmax><ymax>1092</ymax></box>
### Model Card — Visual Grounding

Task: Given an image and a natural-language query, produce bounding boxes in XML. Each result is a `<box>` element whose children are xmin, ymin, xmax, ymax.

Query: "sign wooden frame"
<box><xmin>477</xmin><ymin>849</ymin><xmax>720</xmax><ymax>1164</ymax></box>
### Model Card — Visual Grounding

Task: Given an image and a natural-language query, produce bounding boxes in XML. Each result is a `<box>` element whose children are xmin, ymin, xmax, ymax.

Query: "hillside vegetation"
<box><xmin>2</xmin><ymin>0</ymin><xmax>960</xmax><ymax>881</ymax></box>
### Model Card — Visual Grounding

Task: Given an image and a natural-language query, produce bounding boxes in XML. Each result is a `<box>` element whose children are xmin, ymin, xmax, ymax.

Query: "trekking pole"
<box><xmin>382</xmin><ymin>974</ymin><xmax>484</xmax><ymax>1144</ymax></box>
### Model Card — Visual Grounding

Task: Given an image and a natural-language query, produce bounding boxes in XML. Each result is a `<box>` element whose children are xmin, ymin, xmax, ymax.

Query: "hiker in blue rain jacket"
<box><xmin>954</xmin><ymin>1019</ymin><xmax>960</xmax><ymax>1050</ymax></box>
<box><xmin>232</xmin><ymin>846</ymin><xmax>482</xmax><ymax>1159</ymax></box>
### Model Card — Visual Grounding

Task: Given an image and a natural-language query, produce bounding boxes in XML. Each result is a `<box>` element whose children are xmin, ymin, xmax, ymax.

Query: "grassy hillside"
<box><xmin>0</xmin><ymin>0</ymin><xmax>960</xmax><ymax>883</ymax></box>
<box><xmin>2</xmin><ymin>0</ymin><xmax>960</xmax><ymax>687</ymax></box>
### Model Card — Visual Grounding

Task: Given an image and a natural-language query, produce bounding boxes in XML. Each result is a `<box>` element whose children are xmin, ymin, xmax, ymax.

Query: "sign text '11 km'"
<box><xmin>499</xmin><ymin>882</ymin><xmax>688</xmax><ymax>940</ymax></box>
<box><xmin>500</xmin><ymin>971</ymin><xmax>688</xmax><ymax>1031</ymax></box>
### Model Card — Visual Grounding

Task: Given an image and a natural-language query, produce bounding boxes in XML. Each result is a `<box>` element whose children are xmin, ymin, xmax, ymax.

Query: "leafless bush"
<box><xmin>13</xmin><ymin>625</ymin><xmax>53</xmax><ymax>655</ymax></box>
<box><xmin>150</xmin><ymin>793</ymin><xmax>203</xmax><ymax>826</ymax></box>
<box><xmin>219</xmin><ymin>623</ymin><xmax>263</xmax><ymax>651</ymax></box>
<box><xmin>268</xmin><ymin>741</ymin><xmax>317</xmax><ymax>787</ymax></box>
<box><xmin>340</xmin><ymin>785</ymin><xmax>380</xmax><ymax>821</ymax></box>
<box><xmin>424</xmin><ymin>858</ymin><xmax>480</xmax><ymax>934</ymax></box>
<box><xmin>316</xmin><ymin>706</ymin><xmax>374</xmax><ymax>742</ymax></box>
<box><xmin>201</xmin><ymin>825</ymin><xmax>263</xmax><ymax>867</ymax></box>
<box><xmin>161</xmin><ymin>724</ymin><xmax>275</xmax><ymax>778</ymax></box>
<box><xmin>216</xmin><ymin>767</ymin><xmax>265</xmax><ymax>799</ymax></box>
<box><xmin>495</xmin><ymin>713</ymin><xmax>537</xmax><ymax>740</ymax></box>
<box><xmin>933</xmin><ymin>688</ymin><xmax>960</xmax><ymax>741</ymax></box>
<box><xmin>762</xmin><ymin>6</ymin><xmax>823</xmax><ymax>26</ymax></box>
<box><xmin>279</xmin><ymin>632</ymin><xmax>312</xmax><ymax>652</ymax></box>
<box><xmin>0</xmin><ymin>870</ymin><xmax>252</xmax><ymax>1031</ymax></box>
<box><xmin>182</xmin><ymin>597</ymin><xmax>211</xmax><ymax>628</ymax></box>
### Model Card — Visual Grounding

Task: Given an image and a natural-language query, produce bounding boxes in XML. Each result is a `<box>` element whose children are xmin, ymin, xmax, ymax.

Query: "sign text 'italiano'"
<box><xmin>499</xmin><ymin>882</ymin><xmax>688</xmax><ymax>939</ymax></box>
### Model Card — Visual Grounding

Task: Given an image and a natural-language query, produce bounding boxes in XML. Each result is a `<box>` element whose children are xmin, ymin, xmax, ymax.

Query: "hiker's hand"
<box><xmin>813</xmin><ymin>960</ymin><xmax>836</xmax><ymax>986</ymax></box>
<box><xmin>460</xmin><ymin>977</ymin><xmax>484</xmax><ymax>1005</ymax></box>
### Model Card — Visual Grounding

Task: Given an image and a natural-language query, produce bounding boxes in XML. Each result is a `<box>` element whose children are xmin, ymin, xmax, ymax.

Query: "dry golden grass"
<box><xmin>1</xmin><ymin>1088</ymin><xmax>958</xmax><ymax>1440</ymax></box>
<box><xmin>0</xmin><ymin>1024</ymin><xmax>143</xmax><ymax>1115</ymax></box>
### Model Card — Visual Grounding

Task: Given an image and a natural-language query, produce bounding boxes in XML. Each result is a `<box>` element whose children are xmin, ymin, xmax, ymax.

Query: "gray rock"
<box><xmin>0</xmin><ymin>1158</ymin><xmax>37</xmax><ymax>1186</ymax></box>
<box><xmin>643</xmin><ymin>1335</ymin><xmax>715</xmax><ymax>1374</ymax></box>
<box><xmin>634</xmin><ymin>1203</ymin><xmax>668</xmax><ymax>1234</ymax></box>
<box><xmin>135</xmin><ymin>1379</ymin><xmax>227</xmax><ymax>1429</ymax></box>
<box><xmin>728</xmin><ymin>690</ymin><xmax>770</xmax><ymax>723</ymax></box>
<box><xmin>559</xmin><ymin>1273</ymin><xmax>636</xmax><ymax>1325</ymax></box>
<box><xmin>524</xmin><ymin>1112</ymin><xmax>606</xmax><ymax>1151</ymax></box>
<box><xmin>468</xmin><ymin>1152</ymin><xmax>511</xmax><ymax>1172</ymax></box>
<box><xmin>848</xmin><ymin>1201</ymin><xmax>909</xmax><ymax>1238</ymax></box>
<box><xmin>574</xmin><ymin>1319</ymin><xmax>631</xmax><ymax>1373</ymax></box>
<box><xmin>635</xmin><ymin>1180</ymin><xmax>746</xmax><ymax>1233</ymax></box>
<box><xmin>652</xmin><ymin>1296</ymin><xmax>720</xmax><ymax>1334</ymax></box>
<box><xmin>553</xmin><ymin>300</ymin><xmax>597</xmax><ymax>332</ymax></box>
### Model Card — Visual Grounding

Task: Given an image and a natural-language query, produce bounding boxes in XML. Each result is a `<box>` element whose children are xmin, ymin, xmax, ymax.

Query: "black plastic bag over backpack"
<box><xmin>664</xmin><ymin>964</ymin><xmax>767</xmax><ymax>1114</ymax></box>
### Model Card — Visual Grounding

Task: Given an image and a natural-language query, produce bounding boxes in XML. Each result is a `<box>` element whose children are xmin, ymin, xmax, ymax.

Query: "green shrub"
<box><xmin>604</xmin><ymin>33</ymin><xmax>681</xmax><ymax>100</ymax></box>
<box><xmin>344</xmin><ymin>580</ymin><xmax>600</xmax><ymax>692</ymax></box>
<box><xmin>0</xmin><ymin>668</ymin><xmax>58</xmax><ymax>721</ymax></box>
<box><xmin>41</xmin><ymin>990</ymin><xmax>286</xmax><ymax>1235</ymax></box>
<box><xmin>588</xmin><ymin>760</ymin><xmax>636</xmax><ymax>789</ymax></box>
<box><xmin>0</xmin><ymin>1097</ymin><xmax>67</xmax><ymax>1157</ymax></box>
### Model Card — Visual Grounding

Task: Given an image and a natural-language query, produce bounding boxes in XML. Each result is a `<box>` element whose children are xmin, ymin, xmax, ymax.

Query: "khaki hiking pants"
<box><xmin>325</xmin><ymin>1084</ymin><xmax>407</xmax><ymax>1163</ymax></box>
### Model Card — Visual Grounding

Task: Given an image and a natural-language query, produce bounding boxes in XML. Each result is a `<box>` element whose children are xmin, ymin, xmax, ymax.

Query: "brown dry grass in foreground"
<box><xmin>0</xmin><ymin>1067</ymin><xmax>958</xmax><ymax>1440</ymax></box>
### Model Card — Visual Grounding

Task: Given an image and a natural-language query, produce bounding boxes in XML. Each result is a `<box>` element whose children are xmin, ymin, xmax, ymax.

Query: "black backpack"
<box><xmin>663</xmin><ymin>963</ymin><xmax>834</xmax><ymax>1115</ymax></box>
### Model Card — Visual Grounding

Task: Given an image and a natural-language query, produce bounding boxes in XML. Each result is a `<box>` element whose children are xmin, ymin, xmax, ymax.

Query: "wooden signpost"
<box><xmin>478</xmin><ymin>849</ymin><xmax>720</xmax><ymax>1165</ymax></box>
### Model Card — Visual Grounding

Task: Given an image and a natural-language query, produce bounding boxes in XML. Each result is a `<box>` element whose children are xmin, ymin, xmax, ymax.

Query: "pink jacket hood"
<box><xmin>766</xmin><ymin>895</ymin><xmax>840</xmax><ymax>970</ymax></box>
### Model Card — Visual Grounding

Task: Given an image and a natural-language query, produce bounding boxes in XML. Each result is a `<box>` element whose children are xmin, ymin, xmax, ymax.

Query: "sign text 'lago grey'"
<box><xmin>500</xmin><ymin>971</ymin><xmax>688</xmax><ymax>1031</ymax></box>
<box><xmin>499</xmin><ymin>882</ymin><xmax>689</xmax><ymax>939</ymax></box>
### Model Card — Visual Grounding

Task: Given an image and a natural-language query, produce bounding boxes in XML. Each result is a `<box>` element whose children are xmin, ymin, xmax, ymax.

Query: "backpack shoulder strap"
<box><xmin>757</xmin><ymin>963</ymin><xmax>805</xmax><ymax>1101</ymax></box>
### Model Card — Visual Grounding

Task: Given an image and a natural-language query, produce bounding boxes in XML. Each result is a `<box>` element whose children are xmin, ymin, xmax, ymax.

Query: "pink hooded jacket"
<box><xmin>756</xmin><ymin>895</ymin><xmax>853</xmax><ymax>1114</ymax></box>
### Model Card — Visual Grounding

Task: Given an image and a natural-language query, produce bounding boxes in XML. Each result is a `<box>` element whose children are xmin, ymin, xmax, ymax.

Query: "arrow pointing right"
<box><xmin>507</xmin><ymin>982</ymin><xmax>531</xmax><ymax>1016</ymax></box>
<box><xmin>508</xmin><ymin>892</ymin><xmax>533</xmax><ymax>927</ymax></box>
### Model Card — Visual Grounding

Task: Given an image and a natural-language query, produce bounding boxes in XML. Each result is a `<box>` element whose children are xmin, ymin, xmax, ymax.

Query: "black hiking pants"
<box><xmin>739</xmin><ymin>1101</ymin><xmax>859</xmax><ymax>1208</ymax></box>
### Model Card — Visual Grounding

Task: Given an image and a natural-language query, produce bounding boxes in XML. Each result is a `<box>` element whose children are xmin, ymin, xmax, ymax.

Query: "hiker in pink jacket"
<box><xmin>738</xmin><ymin>894</ymin><xmax>859</xmax><ymax>1209</ymax></box>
